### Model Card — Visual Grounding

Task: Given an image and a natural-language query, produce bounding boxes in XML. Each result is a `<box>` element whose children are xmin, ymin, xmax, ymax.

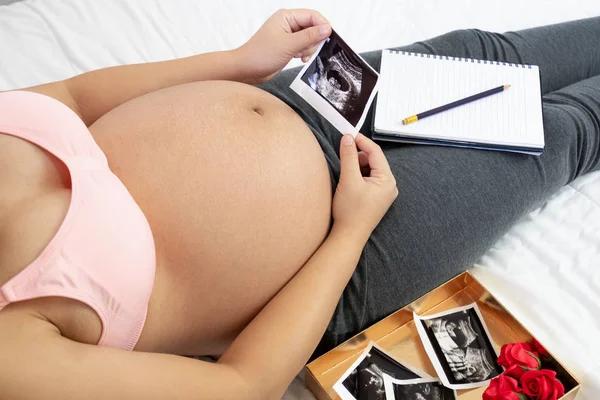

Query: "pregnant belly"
<box><xmin>90</xmin><ymin>81</ymin><xmax>332</xmax><ymax>355</ymax></box>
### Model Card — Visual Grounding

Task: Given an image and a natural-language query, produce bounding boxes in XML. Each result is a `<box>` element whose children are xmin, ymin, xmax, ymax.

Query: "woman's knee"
<box><xmin>452</xmin><ymin>28</ymin><xmax>488</xmax><ymax>50</ymax></box>
<box><xmin>446</xmin><ymin>28</ymin><xmax>479</xmax><ymax>42</ymax></box>
<box><xmin>423</xmin><ymin>28</ymin><xmax>489</xmax><ymax>59</ymax></box>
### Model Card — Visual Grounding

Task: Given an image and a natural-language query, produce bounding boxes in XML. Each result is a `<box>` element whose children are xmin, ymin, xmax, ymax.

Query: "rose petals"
<box><xmin>520</xmin><ymin>369</ymin><xmax>565</xmax><ymax>400</ymax></box>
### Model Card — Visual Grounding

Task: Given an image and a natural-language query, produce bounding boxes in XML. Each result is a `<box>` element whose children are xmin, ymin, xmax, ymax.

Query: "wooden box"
<box><xmin>306</xmin><ymin>271</ymin><xmax>580</xmax><ymax>399</ymax></box>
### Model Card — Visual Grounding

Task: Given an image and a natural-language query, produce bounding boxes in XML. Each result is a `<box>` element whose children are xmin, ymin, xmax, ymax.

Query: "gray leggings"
<box><xmin>257</xmin><ymin>17</ymin><xmax>600</xmax><ymax>355</ymax></box>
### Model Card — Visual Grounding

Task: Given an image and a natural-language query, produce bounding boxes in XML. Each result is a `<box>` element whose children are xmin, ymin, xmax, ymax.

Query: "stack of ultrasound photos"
<box><xmin>333</xmin><ymin>303</ymin><xmax>503</xmax><ymax>400</ymax></box>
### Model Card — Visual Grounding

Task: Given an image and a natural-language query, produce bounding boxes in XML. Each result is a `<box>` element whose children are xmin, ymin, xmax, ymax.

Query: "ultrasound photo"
<box><xmin>290</xmin><ymin>29</ymin><xmax>379</xmax><ymax>134</ymax></box>
<box><xmin>383</xmin><ymin>376</ymin><xmax>457</xmax><ymax>400</ymax></box>
<box><xmin>334</xmin><ymin>343</ymin><xmax>428</xmax><ymax>400</ymax></box>
<box><xmin>414</xmin><ymin>304</ymin><xmax>503</xmax><ymax>389</ymax></box>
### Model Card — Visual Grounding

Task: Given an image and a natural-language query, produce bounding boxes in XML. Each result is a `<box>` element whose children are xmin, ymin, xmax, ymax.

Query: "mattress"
<box><xmin>1</xmin><ymin>1</ymin><xmax>598</xmax><ymax>399</ymax></box>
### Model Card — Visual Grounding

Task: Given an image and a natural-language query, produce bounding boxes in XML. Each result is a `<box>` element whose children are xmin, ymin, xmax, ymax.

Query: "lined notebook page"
<box><xmin>374</xmin><ymin>50</ymin><xmax>544</xmax><ymax>148</ymax></box>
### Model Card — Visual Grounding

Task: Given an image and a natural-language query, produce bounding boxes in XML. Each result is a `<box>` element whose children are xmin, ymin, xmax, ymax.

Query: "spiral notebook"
<box><xmin>373</xmin><ymin>50</ymin><xmax>544</xmax><ymax>155</ymax></box>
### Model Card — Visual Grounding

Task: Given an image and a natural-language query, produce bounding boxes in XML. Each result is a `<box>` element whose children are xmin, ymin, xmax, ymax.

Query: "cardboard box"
<box><xmin>306</xmin><ymin>271</ymin><xmax>580</xmax><ymax>399</ymax></box>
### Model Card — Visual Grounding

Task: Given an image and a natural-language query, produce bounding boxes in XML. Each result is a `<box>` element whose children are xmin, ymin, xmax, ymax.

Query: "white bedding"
<box><xmin>1</xmin><ymin>1</ymin><xmax>599</xmax><ymax>398</ymax></box>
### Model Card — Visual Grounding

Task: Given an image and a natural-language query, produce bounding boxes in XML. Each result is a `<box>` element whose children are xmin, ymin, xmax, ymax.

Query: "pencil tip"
<box><xmin>504</xmin><ymin>84</ymin><xmax>511</xmax><ymax>90</ymax></box>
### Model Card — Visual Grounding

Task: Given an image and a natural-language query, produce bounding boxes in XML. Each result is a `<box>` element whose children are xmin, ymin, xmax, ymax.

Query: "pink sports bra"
<box><xmin>0</xmin><ymin>91</ymin><xmax>155</xmax><ymax>351</ymax></box>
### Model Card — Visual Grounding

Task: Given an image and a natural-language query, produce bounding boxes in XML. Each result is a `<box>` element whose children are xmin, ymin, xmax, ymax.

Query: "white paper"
<box><xmin>383</xmin><ymin>375</ymin><xmax>457</xmax><ymax>400</ymax></box>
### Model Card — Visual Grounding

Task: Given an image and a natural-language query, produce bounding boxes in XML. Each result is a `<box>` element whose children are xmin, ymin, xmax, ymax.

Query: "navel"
<box><xmin>251</xmin><ymin>106</ymin><xmax>264</xmax><ymax>116</ymax></box>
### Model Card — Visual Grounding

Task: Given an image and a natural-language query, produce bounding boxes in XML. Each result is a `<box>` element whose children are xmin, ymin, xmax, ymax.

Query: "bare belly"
<box><xmin>90</xmin><ymin>81</ymin><xmax>332</xmax><ymax>355</ymax></box>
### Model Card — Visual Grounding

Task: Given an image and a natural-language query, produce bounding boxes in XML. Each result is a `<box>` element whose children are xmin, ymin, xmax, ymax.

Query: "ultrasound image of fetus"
<box><xmin>423</xmin><ymin>309</ymin><xmax>502</xmax><ymax>385</ymax></box>
<box><xmin>301</xmin><ymin>30</ymin><xmax>376</xmax><ymax>126</ymax></box>
<box><xmin>308</xmin><ymin>49</ymin><xmax>362</xmax><ymax>120</ymax></box>
<box><xmin>341</xmin><ymin>347</ymin><xmax>422</xmax><ymax>400</ymax></box>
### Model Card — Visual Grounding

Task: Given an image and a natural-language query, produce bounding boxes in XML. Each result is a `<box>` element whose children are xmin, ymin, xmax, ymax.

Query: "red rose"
<box><xmin>530</xmin><ymin>339</ymin><xmax>550</xmax><ymax>356</ymax></box>
<box><xmin>483</xmin><ymin>374</ymin><xmax>528</xmax><ymax>400</ymax></box>
<box><xmin>520</xmin><ymin>369</ymin><xmax>565</xmax><ymax>400</ymax></box>
<box><xmin>498</xmin><ymin>342</ymin><xmax>541</xmax><ymax>378</ymax></box>
<box><xmin>504</xmin><ymin>364</ymin><xmax>528</xmax><ymax>379</ymax></box>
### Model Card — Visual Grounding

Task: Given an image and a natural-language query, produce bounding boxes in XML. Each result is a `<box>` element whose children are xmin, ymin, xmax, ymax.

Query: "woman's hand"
<box><xmin>332</xmin><ymin>134</ymin><xmax>398</xmax><ymax>242</ymax></box>
<box><xmin>235</xmin><ymin>9</ymin><xmax>332</xmax><ymax>84</ymax></box>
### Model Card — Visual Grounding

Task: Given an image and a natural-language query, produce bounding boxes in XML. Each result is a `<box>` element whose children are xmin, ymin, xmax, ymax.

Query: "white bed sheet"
<box><xmin>1</xmin><ymin>1</ymin><xmax>599</xmax><ymax>398</ymax></box>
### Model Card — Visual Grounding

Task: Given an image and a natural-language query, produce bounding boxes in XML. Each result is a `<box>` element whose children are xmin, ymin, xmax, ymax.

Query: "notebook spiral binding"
<box><xmin>389</xmin><ymin>50</ymin><xmax>533</xmax><ymax>69</ymax></box>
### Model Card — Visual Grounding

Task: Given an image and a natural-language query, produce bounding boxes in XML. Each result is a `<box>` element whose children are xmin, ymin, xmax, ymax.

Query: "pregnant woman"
<box><xmin>0</xmin><ymin>9</ymin><xmax>598</xmax><ymax>399</ymax></box>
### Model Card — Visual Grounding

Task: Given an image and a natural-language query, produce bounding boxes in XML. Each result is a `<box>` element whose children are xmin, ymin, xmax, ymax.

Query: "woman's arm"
<box><xmin>25</xmin><ymin>50</ymin><xmax>254</xmax><ymax>126</ymax></box>
<box><xmin>1</xmin><ymin>134</ymin><xmax>397</xmax><ymax>400</ymax></box>
<box><xmin>21</xmin><ymin>9</ymin><xmax>331</xmax><ymax>126</ymax></box>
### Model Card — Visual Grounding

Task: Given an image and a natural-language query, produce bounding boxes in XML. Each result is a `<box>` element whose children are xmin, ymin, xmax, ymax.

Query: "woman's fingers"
<box><xmin>300</xmin><ymin>44</ymin><xmax>320</xmax><ymax>62</ymax></box>
<box><xmin>284</xmin><ymin>8</ymin><xmax>330</xmax><ymax>32</ymax></box>
<box><xmin>338</xmin><ymin>135</ymin><xmax>362</xmax><ymax>181</ymax></box>
<box><xmin>340</xmin><ymin>133</ymin><xmax>396</xmax><ymax>184</ymax></box>
<box><xmin>282</xmin><ymin>9</ymin><xmax>331</xmax><ymax>57</ymax></box>
<box><xmin>333</xmin><ymin>134</ymin><xmax>398</xmax><ymax>237</ymax></box>
<box><xmin>357</xmin><ymin>151</ymin><xmax>369</xmax><ymax>168</ymax></box>
<box><xmin>354</xmin><ymin>133</ymin><xmax>392</xmax><ymax>174</ymax></box>
<box><xmin>290</xmin><ymin>25</ymin><xmax>330</xmax><ymax>56</ymax></box>
<box><xmin>358</xmin><ymin>151</ymin><xmax>370</xmax><ymax>175</ymax></box>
